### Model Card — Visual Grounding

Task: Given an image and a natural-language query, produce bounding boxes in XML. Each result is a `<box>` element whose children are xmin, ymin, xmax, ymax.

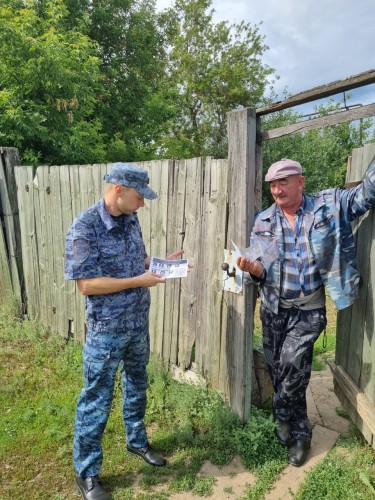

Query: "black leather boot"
<box><xmin>288</xmin><ymin>439</ymin><xmax>311</xmax><ymax>467</ymax></box>
<box><xmin>275</xmin><ymin>420</ymin><xmax>291</xmax><ymax>445</ymax></box>
<box><xmin>76</xmin><ymin>475</ymin><xmax>111</xmax><ymax>500</ymax></box>
<box><xmin>126</xmin><ymin>445</ymin><xmax>167</xmax><ymax>466</ymax></box>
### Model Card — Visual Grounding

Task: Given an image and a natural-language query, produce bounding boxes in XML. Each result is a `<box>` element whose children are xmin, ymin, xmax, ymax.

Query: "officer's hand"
<box><xmin>236</xmin><ymin>256</ymin><xmax>264</xmax><ymax>278</ymax></box>
<box><xmin>167</xmin><ymin>250</ymin><xmax>193</xmax><ymax>271</ymax></box>
<box><xmin>167</xmin><ymin>250</ymin><xmax>184</xmax><ymax>260</ymax></box>
<box><xmin>139</xmin><ymin>271</ymin><xmax>166</xmax><ymax>287</ymax></box>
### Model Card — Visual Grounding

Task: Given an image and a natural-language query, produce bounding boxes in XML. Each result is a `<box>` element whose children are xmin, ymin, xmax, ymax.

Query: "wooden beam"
<box><xmin>259</xmin><ymin>103</ymin><xmax>375</xmax><ymax>142</ymax></box>
<box><xmin>223</xmin><ymin>108</ymin><xmax>258</xmax><ymax>422</ymax></box>
<box><xmin>256</xmin><ymin>69</ymin><xmax>375</xmax><ymax>116</ymax></box>
<box><xmin>328</xmin><ymin>359</ymin><xmax>375</xmax><ymax>437</ymax></box>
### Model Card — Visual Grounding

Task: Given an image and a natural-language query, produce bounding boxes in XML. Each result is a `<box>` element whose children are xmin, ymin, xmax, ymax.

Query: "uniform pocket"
<box><xmin>98</xmin><ymin>238</ymin><xmax>125</xmax><ymax>258</ymax></box>
<box><xmin>97</xmin><ymin>237</ymin><xmax>126</xmax><ymax>274</ymax></box>
<box><xmin>83</xmin><ymin>341</ymin><xmax>113</xmax><ymax>385</ymax></box>
<box><xmin>314</xmin><ymin>214</ymin><xmax>333</xmax><ymax>230</ymax></box>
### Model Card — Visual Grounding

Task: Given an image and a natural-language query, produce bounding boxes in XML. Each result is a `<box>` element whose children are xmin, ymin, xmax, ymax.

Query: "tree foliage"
<box><xmin>0</xmin><ymin>0</ymin><xmax>105</xmax><ymax>164</ymax></box>
<box><xmin>0</xmin><ymin>0</ymin><xmax>373</xmax><ymax>170</ymax></box>
<box><xmin>157</xmin><ymin>0</ymin><xmax>275</xmax><ymax>158</ymax></box>
<box><xmin>83</xmin><ymin>0</ymin><xmax>168</xmax><ymax>161</ymax></box>
<box><xmin>261</xmin><ymin>99</ymin><xmax>374</xmax><ymax>207</ymax></box>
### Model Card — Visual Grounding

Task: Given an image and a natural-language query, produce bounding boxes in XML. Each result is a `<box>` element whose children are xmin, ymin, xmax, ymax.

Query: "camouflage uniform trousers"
<box><xmin>260</xmin><ymin>304</ymin><xmax>327</xmax><ymax>440</ymax></box>
<box><xmin>74</xmin><ymin>323</ymin><xmax>150</xmax><ymax>479</ymax></box>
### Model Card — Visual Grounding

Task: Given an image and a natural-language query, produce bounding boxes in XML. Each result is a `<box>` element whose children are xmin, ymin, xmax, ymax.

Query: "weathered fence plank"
<box><xmin>0</xmin><ymin>219</ymin><xmax>13</xmax><ymax>303</ymax></box>
<box><xmin>58</xmin><ymin>166</ymin><xmax>76</xmax><ymax>338</ymax></box>
<box><xmin>163</xmin><ymin>160</ymin><xmax>187</xmax><ymax>365</ymax></box>
<box><xmin>360</xmin><ymin>144</ymin><xmax>375</xmax><ymax>402</ymax></box>
<box><xmin>69</xmin><ymin>166</ymin><xmax>86</xmax><ymax>342</ymax></box>
<box><xmin>222</xmin><ymin>108</ymin><xmax>258</xmax><ymax>421</ymax></box>
<box><xmin>145</xmin><ymin>160</ymin><xmax>168</xmax><ymax>355</ymax></box>
<box><xmin>50</xmin><ymin>166</ymin><xmax>64</xmax><ymax>334</ymax></box>
<box><xmin>14</xmin><ymin>166</ymin><xmax>40</xmax><ymax>317</ymax></box>
<box><xmin>178</xmin><ymin>158</ymin><xmax>203</xmax><ymax>370</ymax></box>
<box><xmin>259</xmin><ymin>103</ymin><xmax>375</xmax><ymax>142</ymax></box>
<box><xmin>335</xmin><ymin>142</ymin><xmax>375</xmax><ymax>447</ymax></box>
<box><xmin>346</xmin><ymin>148</ymin><xmax>373</xmax><ymax>384</ymax></box>
<box><xmin>196</xmin><ymin>158</ymin><xmax>228</xmax><ymax>386</ymax></box>
<box><xmin>0</xmin><ymin>148</ymin><xmax>23</xmax><ymax>301</ymax></box>
<box><xmin>256</xmin><ymin>68</ymin><xmax>375</xmax><ymax>116</ymax></box>
<box><xmin>33</xmin><ymin>167</ymin><xmax>49</xmax><ymax>326</ymax></box>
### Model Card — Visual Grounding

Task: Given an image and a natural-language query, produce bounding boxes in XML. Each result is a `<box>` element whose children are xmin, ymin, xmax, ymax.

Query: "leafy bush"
<box><xmin>234</xmin><ymin>408</ymin><xmax>287</xmax><ymax>469</ymax></box>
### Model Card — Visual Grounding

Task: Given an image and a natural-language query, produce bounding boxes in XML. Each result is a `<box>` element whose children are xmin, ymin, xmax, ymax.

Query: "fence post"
<box><xmin>0</xmin><ymin>147</ymin><xmax>23</xmax><ymax>304</ymax></box>
<box><xmin>223</xmin><ymin>108</ymin><xmax>261</xmax><ymax>422</ymax></box>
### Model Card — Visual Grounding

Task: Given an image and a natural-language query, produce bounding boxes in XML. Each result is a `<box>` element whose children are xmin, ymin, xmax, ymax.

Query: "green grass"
<box><xmin>1</xmin><ymin>297</ymin><xmax>374</xmax><ymax>499</ymax></box>
<box><xmin>295</xmin><ymin>430</ymin><xmax>375</xmax><ymax>500</ymax></box>
<box><xmin>0</xmin><ymin>298</ymin><xmax>286</xmax><ymax>499</ymax></box>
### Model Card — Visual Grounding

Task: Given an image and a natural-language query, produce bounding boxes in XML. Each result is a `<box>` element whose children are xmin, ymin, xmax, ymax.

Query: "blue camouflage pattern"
<box><xmin>251</xmin><ymin>158</ymin><xmax>375</xmax><ymax>314</ymax></box>
<box><xmin>65</xmin><ymin>198</ymin><xmax>150</xmax><ymax>330</ymax></box>
<box><xmin>73</xmin><ymin>325</ymin><xmax>150</xmax><ymax>478</ymax></box>
<box><xmin>261</xmin><ymin>304</ymin><xmax>327</xmax><ymax>440</ymax></box>
<box><xmin>64</xmin><ymin>198</ymin><xmax>152</xmax><ymax>479</ymax></box>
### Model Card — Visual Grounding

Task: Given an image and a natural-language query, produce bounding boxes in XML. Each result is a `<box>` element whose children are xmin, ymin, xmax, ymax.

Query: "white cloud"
<box><xmin>155</xmin><ymin>0</ymin><xmax>375</xmax><ymax>110</ymax></box>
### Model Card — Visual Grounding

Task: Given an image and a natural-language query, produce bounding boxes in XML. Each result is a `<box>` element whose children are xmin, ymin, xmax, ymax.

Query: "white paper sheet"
<box><xmin>149</xmin><ymin>257</ymin><xmax>189</xmax><ymax>278</ymax></box>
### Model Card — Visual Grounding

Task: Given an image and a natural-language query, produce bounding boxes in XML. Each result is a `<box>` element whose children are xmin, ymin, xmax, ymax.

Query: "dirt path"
<box><xmin>168</xmin><ymin>367</ymin><xmax>350</xmax><ymax>500</ymax></box>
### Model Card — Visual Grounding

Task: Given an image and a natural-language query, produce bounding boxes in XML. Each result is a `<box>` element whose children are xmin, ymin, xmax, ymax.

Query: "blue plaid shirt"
<box><xmin>249</xmin><ymin>159</ymin><xmax>375</xmax><ymax>313</ymax></box>
<box><xmin>276</xmin><ymin>195</ymin><xmax>323</xmax><ymax>300</ymax></box>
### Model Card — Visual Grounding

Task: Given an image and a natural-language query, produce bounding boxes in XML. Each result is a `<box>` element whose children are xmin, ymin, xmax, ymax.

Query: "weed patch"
<box><xmin>1</xmin><ymin>300</ymin><xmax>374</xmax><ymax>499</ymax></box>
<box><xmin>0</xmin><ymin>303</ymin><xmax>288</xmax><ymax>498</ymax></box>
<box><xmin>295</xmin><ymin>433</ymin><xmax>375</xmax><ymax>499</ymax></box>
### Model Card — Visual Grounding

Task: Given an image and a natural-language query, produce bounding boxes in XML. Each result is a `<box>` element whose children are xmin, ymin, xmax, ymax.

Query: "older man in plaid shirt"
<box><xmin>237</xmin><ymin>157</ymin><xmax>375</xmax><ymax>467</ymax></box>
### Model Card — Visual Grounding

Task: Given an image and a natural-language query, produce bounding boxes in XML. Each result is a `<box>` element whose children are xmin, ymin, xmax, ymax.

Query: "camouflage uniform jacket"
<box><xmin>64</xmin><ymin>198</ymin><xmax>150</xmax><ymax>332</ymax></box>
<box><xmin>252</xmin><ymin>159</ymin><xmax>375</xmax><ymax>313</ymax></box>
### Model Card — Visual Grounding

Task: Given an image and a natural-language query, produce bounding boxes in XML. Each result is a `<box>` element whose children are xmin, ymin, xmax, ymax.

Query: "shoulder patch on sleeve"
<box><xmin>73</xmin><ymin>239</ymin><xmax>90</xmax><ymax>264</ymax></box>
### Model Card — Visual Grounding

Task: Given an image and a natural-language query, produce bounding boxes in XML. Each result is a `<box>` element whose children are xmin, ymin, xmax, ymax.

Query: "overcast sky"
<box><xmin>155</xmin><ymin>0</ymin><xmax>375</xmax><ymax>114</ymax></box>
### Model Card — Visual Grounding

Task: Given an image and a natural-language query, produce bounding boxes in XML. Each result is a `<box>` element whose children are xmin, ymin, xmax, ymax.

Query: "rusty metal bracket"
<box><xmin>222</xmin><ymin>249</ymin><xmax>243</xmax><ymax>294</ymax></box>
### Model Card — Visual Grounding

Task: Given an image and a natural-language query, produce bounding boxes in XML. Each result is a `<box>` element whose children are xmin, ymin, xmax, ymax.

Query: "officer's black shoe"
<box><xmin>76</xmin><ymin>475</ymin><xmax>111</xmax><ymax>500</ymax></box>
<box><xmin>126</xmin><ymin>445</ymin><xmax>167</xmax><ymax>467</ymax></box>
<box><xmin>288</xmin><ymin>439</ymin><xmax>311</xmax><ymax>467</ymax></box>
<box><xmin>275</xmin><ymin>420</ymin><xmax>291</xmax><ymax>445</ymax></box>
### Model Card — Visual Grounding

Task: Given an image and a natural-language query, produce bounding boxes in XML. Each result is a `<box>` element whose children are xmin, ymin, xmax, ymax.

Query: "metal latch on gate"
<box><xmin>221</xmin><ymin>249</ymin><xmax>243</xmax><ymax>293</ymax></box>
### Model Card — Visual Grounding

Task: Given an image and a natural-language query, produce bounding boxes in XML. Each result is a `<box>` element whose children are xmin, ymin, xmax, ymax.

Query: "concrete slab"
<box><xmin>310</xmin><ymin>369</ymin><xmax>351</xmax><ymax>435</ymax></box>
<box><xmin>307</xmin><ymin>384</ymin><xmax>323</xmax><ymax>427</ymax></box>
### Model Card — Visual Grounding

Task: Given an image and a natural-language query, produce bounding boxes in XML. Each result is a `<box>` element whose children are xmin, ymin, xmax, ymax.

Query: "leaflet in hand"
<box><xmin>149</xmin><ymin>257</ymin><xmax>189</xmax><ymax>278</ymax></box>
<box><xmin>231</xmin><ymin>240</ymin><xmax>263</xmax><ymax>261</ymax></box>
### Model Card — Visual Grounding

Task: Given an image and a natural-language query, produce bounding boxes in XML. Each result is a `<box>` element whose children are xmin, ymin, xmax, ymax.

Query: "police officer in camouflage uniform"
<box><xmin>65</xmin><ymin>163</ymin><xmax>181</xmax><ymax>500</ymax></box>
<box><xmin>237</xmin><ymin>157</ymin><xmax>375</xmax><ymax>467</ymax></box>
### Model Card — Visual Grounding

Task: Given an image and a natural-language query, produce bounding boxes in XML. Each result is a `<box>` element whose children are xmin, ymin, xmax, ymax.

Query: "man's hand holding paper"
<box><xmin>236</xmin><ymin>256</ymin><xmax>264</xmax><ymax>278</ymax></box>
<box><xmin>231</xmin><ymin>240</ymin><xmax>264</xmax><ymax>278</ymax></box>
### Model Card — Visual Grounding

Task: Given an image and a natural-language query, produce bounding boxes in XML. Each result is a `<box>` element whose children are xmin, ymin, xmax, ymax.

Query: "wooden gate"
<box><xmin>330</xmin><ymin>142</ymin><xmax>375</xmax><ymax>449</ymax></box>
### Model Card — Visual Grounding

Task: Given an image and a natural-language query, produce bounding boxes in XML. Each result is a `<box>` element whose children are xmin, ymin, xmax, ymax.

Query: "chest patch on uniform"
<box><xmin>73</xmin><ymin>238</ymin><xmax>90</xmax><ymax>263</ymax></box>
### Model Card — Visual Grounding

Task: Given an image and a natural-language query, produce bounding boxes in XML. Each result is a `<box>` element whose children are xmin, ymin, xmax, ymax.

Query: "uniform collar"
<box><xmin>96</xmin><ymin>198</ymin><xmax>135</xmax><ymax>231</ymax></box>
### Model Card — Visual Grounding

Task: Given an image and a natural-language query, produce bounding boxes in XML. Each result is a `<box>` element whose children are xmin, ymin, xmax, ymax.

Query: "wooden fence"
<box><xmin>13</xmin><ymin>158</ymin><xmax>229</xmax><ymax>358</ymax></box>
<box><xmin>2</xmin><ymin>69</ymin><xmax>375</xmax><ymax>428</ymax></box>
<box><xmin>1</xmin><ymin>109</ymin><xmax>260</xmax><ymax>422</ymax></box>
<box><xmin>330</xmin><ymin>142</ymin><xmax>375</xmax><ymax>449</ymax></box>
